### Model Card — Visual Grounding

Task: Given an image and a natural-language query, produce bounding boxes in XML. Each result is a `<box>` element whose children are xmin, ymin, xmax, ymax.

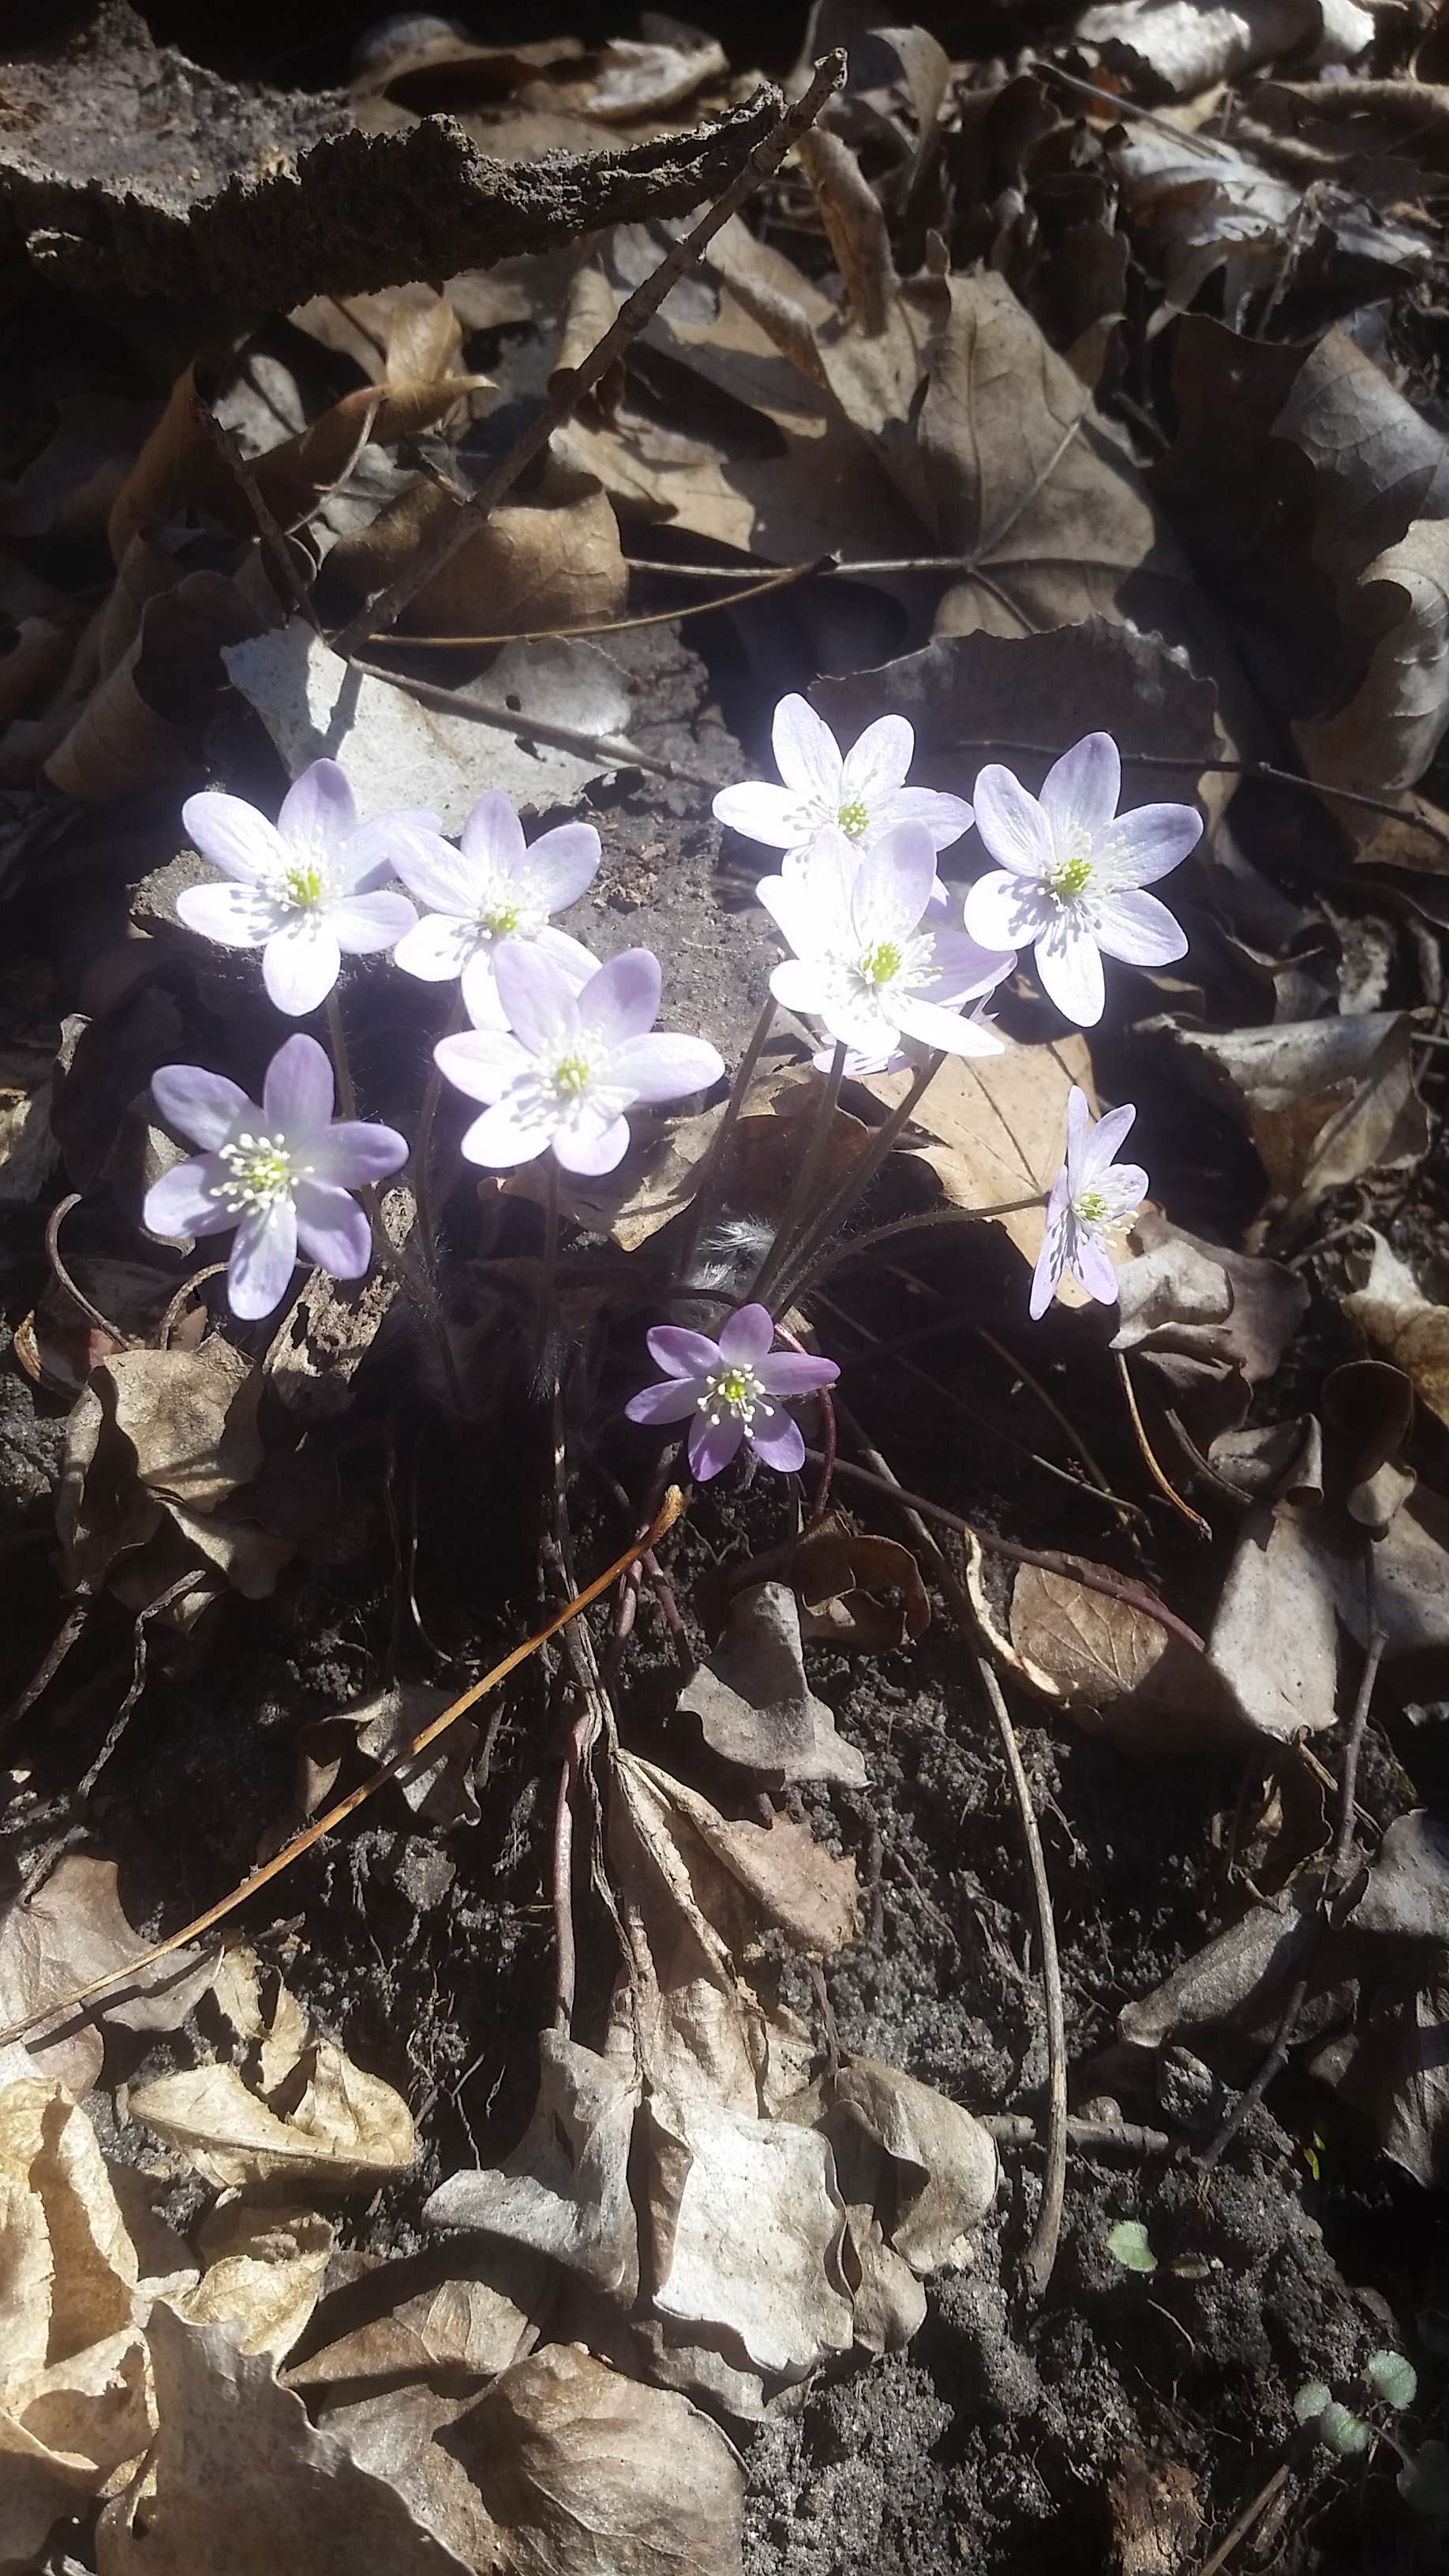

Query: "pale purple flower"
<box><xmin>626</xmin><ymin>1304</ymin><xmax>839</xmax><ymax>1480</ymax></box>
<box><xmin>435</xmin><ymin>945</ymin><xmax>724</xmax><ymax>1177</ymax></box>
<box><xmin>1030</xmin><ymin>1086</ymin><xmax>1148</xmax><ymax>1320</ymax></box>
<box><xmin>143</xmin><ymin>1035</ymin><xmax>407</xmax><ymax>1322</ymax></box>
<box><xmin>758</xmin><ymin>821</ymin><xmax>1013</xmax><ymax>1065</ymax></box>
<box><xmin>390</xmin><ymin>788</ymin><xmax>601</xmax><ymax>1025</ymax></box>
<box><xmin>963</xmin><ymin>732</ymin><xmax>1199</xmax><ymax>1028</ymax></box>
<box><xmin>178</xmin><ymin>758</ymin><xmax>427</xmax><ymax>1017</ymax></box>
<box><xmin>713</xmin><ymin>694</ymin><xmax>974</xmax><ymax>864</ymax></box>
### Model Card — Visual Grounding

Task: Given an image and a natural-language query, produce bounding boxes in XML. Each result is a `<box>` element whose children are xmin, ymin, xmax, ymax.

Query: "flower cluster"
<box><xmin>152</xmin><ymin>695</ymin><xmax>1195</xmax><ymax>1353</ymax></box>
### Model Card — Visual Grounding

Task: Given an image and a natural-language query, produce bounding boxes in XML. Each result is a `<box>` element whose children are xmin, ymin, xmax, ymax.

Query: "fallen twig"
<box><xmin>348</xmin><ymin>654</ymin><xmax>716</xmax><ymax>787</ymax></box>
<box><xmin>335</xmin><ymin>50</ymin><xmax>848</xmax><ymax>653</ymax></box>
<box><xmin>983</xmin><ymin>2113</ymin><xmax>1181</xmax><ymax>2161</ymax></box>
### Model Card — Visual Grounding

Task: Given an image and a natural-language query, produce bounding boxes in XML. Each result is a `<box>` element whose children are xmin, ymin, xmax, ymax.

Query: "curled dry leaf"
<box><xmin>1343</xmin><ymin>1230</ymin><xmax>1449</xmax><ymax>1434</ymax></box>
<box><xmin>788</xmin><ymin>1520</ymin><xmax>930</xmax><ymax>1655</ymax></box>
<box><xmin>825</xmin><ymin>2057</ymin><xmax>998</xmax><ymax>2277</ymax></box>
<box><xmin>618</xmin><ymin>1754</ymin><xmax>860</xmax><ymax>1961</ymax></box>
<box><xmin>128</xmin><ymin>1987</ymin><xmax>415</xmax><ymax>2192</ymax></box>
<box><xmin>1151</xmin><ymin>1012</ymin><xmax>1429</xmax><ymax>1211</ymax></box>
<box><xmin>1079</xmin><ymin>0</ymin><xmax>1372</xmax><ymax>99</ymax></box>
<box><xmin>1297</xmin><ymin>518</ymin><xmax>1449</xmax><ymax>822</ymax></box>
<box><xmin>0</xmin><ymin>1855</ymin><xmax>216</xmax><ymax>2098</ymax></box>
<box><xmin>97</xmin><ymin>2305</ymin><xmax>481</xmax><ymax>2576</ymax></box>
<box><xmin>226</xmin><ymin>622</ymin><xmax>635</xmax><ymax>825</ymax></box>
<box><xmin>425</xmin><ymin>2031</ymin><xmax>639</xmax><ymax>2298</ymax></box>
<box><xmin>287</xmin><ymin>2264</ymin><xmax>537</xmax><ymax>2391</ymax></box>
<box><xmin>676</xmin><ymin>1580</ymin><xmax>869</xmax><ymax>1787</ymax></box>
<box><xmin>318</xmin><ymin>453</ymin><xmax>627</xmax><ymax>642</ymax></box>
<box><xmin>44</xmin><ymin>571</ymin><xmax>260</xmax><ymax>804</ymax></box>
<box><xmin>173</xmin><ymin>2205</ymin><xmax>334</xmax><ymax>2362</ymax></box>
<box><xmin>646</xmin><ymin>2088</ymin><xmax>854</xmax><ymax>2375</ymax></box>
<box><xmin>451</xmin><ymin>2341</ymin><xmax>744</xmax><ymax>2576</ymax></box>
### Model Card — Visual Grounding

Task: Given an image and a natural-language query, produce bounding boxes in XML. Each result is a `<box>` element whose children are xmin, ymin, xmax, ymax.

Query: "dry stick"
<box><xmin>984</xmin><ymin>2112</ymin><xmax>1180</xmax><ymax>2162</ymax></box>
<box><xmin>0</xmin><ymin>1600</ymin><xmax>90</xmax><ymax>1747</ymax></box>
<box><xmin>1197</xmin><ymin>1603</ymin><xmax>1388</xmax><ymax>2174</ymax></box>
<box><xmin>347</xmin><ymin>653</ymin><xmax>713</xmax><ymax>788</ymax></box>
<box><xmin>752</xmin><ymin>1041</ymin><xmax>848</xmax><ymax>1305</ymax></box>
<box><xmin>807</xmin><ymin>1448</ymin><xmax>1207</xmax><ymax>1653</ymax></box>
<box><xmin>835</xmin><ymin>1412</ymin><xmax>1067</xmax><ymax>2300</ymax></box>
<box><xmin>335</xmin><ymin>50</ymin><xmax>848</xmax><ymax>656</ymax></box>
<box><xmin>376</xmin><ymin>553</ymin><xmax>827</xmax><ymax>650</ymax></box>
<box><xmin>0</xmin><ymin>1488</ymin><xmax>685</xmax><ymax>2052</ymax></box>
<box><xmin>1114</xmin><ymin>1350</ymin><xmax>1212</xmax><ymax>1538</ymax></box>
<box><xmin>790</xmin><ymin>1198</ymin><xmax>1044</xmax><ymax>1297</ymax></box>
<box><xmin>1188</xmin><ymin>2463</ymin><xmax>1294</xmax><ymax>2576</ymax></box>
<box><xmin>46</xmin><ymin>1196</ymin><xmax>137</xmax><ymax>1348</ymax></box>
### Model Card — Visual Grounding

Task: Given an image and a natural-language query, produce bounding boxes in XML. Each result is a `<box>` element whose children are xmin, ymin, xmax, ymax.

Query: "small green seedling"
<box><xmin>1365</xmin><ymin>2349</ymin><xmax>1417</xmax><ymax>2410</ymax></box>
<box><xmin>1293</xmin><ymin>2351</ymin><xmax>1445</xmax><ymax>2513</ymax></box>
<box><xmin>1106</xmin><ymin>2218</ymin><xmax>1157</xmax><ymax>2275</ymax></box>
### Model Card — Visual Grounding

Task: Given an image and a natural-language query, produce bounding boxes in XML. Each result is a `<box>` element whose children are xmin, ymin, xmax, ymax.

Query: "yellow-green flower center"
<box><xmin>1047</xmin><ymin>824</ymin><xmax>1095</xmax><ymax>902</ymax></box>
<box><xmin>700</xmin><ymin>1359</ymin><xmax>771</xmax><ymax>1428</ymax></box>
<box><xmin>837</xmin><ymin>799</ymin><xmax>870</xmax><ymax>839</ymax></box>
<box><xmin>213</xmin><ymin>1132</ymin><xmax>294</xmax><ymax>1213</ymax></box>
<box><xmin>552</xmin><ymin>1054</ymin><xmax>593</xmax><ymax>1097</ymax></box>
<box><xmin>480</xmin><ymin>897</ymin><xmax>522</xmax><ymax>936</ymax></box>
<box><xmin>280</xmin><ymin>860</ymin><xmax>327</xmax><ymax>910</ymax></box>
<box><xmin>1073</xmin><ymin>1187</ymin><xmax>1107</xmax><ymax>1226</ymax></box>
<box><xmin>857</xmin><ymin>939</ymin><xmax>903</xmax><ymax>986</ymax></box>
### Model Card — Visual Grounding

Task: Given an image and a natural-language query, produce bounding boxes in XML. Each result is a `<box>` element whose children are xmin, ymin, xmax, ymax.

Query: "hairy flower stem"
<box><xmin>671</xmin><ymin>998</ymin><xmax>776</xmax><ymax>1286</ymax></box>
<box><xmin>536</xmin><ymin>1157</ymin><xmax>561</xmax><ymax>1362</ymax></box>
<box><xmin>410</xmin><ymin>994</ymin><xmax>466</xmax><ymax>1267</ymax></box>
<box><xmin>327</xmin><ymin>991</ymin><xmax>470</xmax><ymax>1413</ymax></box>
<box><xmin>751</xmin><ymin>1041</ymin><xmax>848</xmax><ymax>1306</ymax></box>
<box><xmin>771</xmin><ymin>1053</ymin><xmax>940</xmax><ymax>1312</ymax></box>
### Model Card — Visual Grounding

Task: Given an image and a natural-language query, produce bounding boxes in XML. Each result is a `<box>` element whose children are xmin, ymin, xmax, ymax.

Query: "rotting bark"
<box><xmin>0</xmin><ymin>3</ymin><xmax>783</xmax><ymax>312</ymax></box>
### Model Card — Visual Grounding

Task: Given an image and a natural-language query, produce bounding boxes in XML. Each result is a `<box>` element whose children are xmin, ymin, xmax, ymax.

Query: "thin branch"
<box><xmin>348</xmin><ymin>653</ymin><xmax>715</xmax><ymax>787</ymax></box>
<box><xmin>376</xmin><ymin>554</ymin><xmax>825</xmax><ymax>649</ymax></box>
<box><xmin>1115</xmin><ymin>1350</ymin><xmax>1212</xmax><ymax>1537</ymax></box>
<box><xmin>336</xmin><ymin>51</ymin><xmax>848</xmax><ymax>653</ymax></box>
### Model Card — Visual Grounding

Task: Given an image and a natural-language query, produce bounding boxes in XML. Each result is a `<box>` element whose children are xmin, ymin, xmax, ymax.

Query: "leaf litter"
<box><xmin>1</xmin><ymin>3</ymin><xmax>1449</xmax><ymax>2572</ymax></box>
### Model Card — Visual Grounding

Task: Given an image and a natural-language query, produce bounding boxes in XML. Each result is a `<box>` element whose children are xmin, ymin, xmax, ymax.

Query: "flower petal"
<box><xmin>769</xmin><ymin>958</ymin><xmax>829</xmax><ymax>1017</ymax></box>
<box><xmin>851</xmin><ymin>822</ymin><xmax>935</xmax><ymax>945</ymax></box>
<box><xmin>533</xmin><ymin>926</ymin><xmax>601</xmax><ymax>990</ymax></box>
<box><xmin>309</xmin><ymin>1120</ymin><xmax>409</xmax><ymax>1187</ymax></box>
<box><xmin>918</xmin><ymin>929</ymin><xmax>1014</xmax><ymax>1002</ymax></box>
<box><xmin>434</xmin><ymin>1028</ymin><xmax>529</xmax><ymax>1105</ymax></box>
<box><xmin>520</xmin><ymin>821</ymin><xmax>601</xmax><ymax>912</ymax></box>
<box><xmin>182</xmin><ymin>792</ymin><xmax>285</xmax><ymax>883</ymax></box>
<box><xmin>647</xmin><ymin>1327</ymin><xmax>722</xmax><ymax>1379</ymax></box>
<box><xmin>264</xmin><ymin>1033</ymin><xmax>333</xmax><ymax>1136</ymax></box>
<box><xmin>748</xmin><ymin>1409</ymin><xmax>806</xmax><ymax>1473</ymax></box>
<box><xmin>493</xmin><ymin>943</ymin><xmax>580</xmax><ymax>1058</ymax></box>
<box><xmin>1110</xmin><ymin>802</ymin><xmax>1203</xmax><ymax>885</ymax></box>
<box><xmin>293</xmin><ymin>1178</ymin><xmax>373</xmax><ymax>1279</ymax></box>
<box><xmin>626</xmin><ymin>1376</ymin><xmax>702</xmax><ymax>1425</ymax></box>
<box><xmin>389</xmin><ymin>834</ymin><xmax>481</xmax><ymax>916</ymax></box>
<box><xmin>279</xmin><ymin>758</ymin><xmax>356</xmax><ymax>856</ymax></box>
<box><xmin>897</xmin><ymin>995</ymin><xmax>1004</xmax><ymax>1057</ymax></box>
<box><xmin>1083</xmin><ymin>1099</ymin><xmax>1136</xmax><ymax>1180</ymax></box>
<box><xmin>460</xmin><ymin>788</ymin><xmax>526</xmax><ymax>878</ymax></box>
<box><xmin>394</xmin><ymin>913</ymin><xmax>477</xmax><ymax>983</ymax></box>
<box><xmin>262</xmin><ymin>919</ymin><xmax>343</xmax><ymax>1016</ymax></box>
<box><xmin>755</xmin><ymin>1352</ymin><xmax>839</xmax><ymax>1397</ymax></box>
<box><xmin>607</xmin><ymin>1032</ymin><xmax>724</xmax><ymax>1105</ymax></box>
<box><xmin>459</xmin><ymin>1097</ymin><xmax>556</xmax><ymax>1168</ymax></box>
<box><xmin>970</xmin><ymin>766</ymin><xmax>1052</xmax><ymax>878</ymax></box>
<box><xmin>1030</xmin><ymin>1174</ymin><xmax>1071</xmax><ymax>1320</ymax></box>
<box><xmin>1114</xmin><ymin>1163</ymin><xmax>1150</xmax><ymax>1215</ymax></box>
<box><xmin>688</xmin><ymin>1411</ymin><xmax>745</xmax><ymax>1480</ymax></box>
<box><xmin>576</xmin><ymin>948</ymin><xmax>661</xmax><ymax>1049</ymax></box>
<box><xmin>1093</xmin><ymin>887</ymin><xmax>1189</xmax><ymax>968</ymax></box>
<box><xmin>962</xmin><ymin>871</ymin><xmax>1054</xmax><ymax>952</ymax></box>
<box><xmin>339</xmin><ymin>808</ymin><xmax>445</xmax><ymax>889</ymax></box>
<box><xmin>151</xmin><ymin>1064</ymin><xmax>253</xmax><ymax>1150</ymax></box>
<box><xmin>554</xmin><ymin>1111</ymin><xmax>631</xmax><ymax>1175</ymax></box>
<box><xmin>712</xmin><ymin>783</ymin><xmax>805</xmax><ymax>848</ymax></box>
<box><xmin>772</xmin><ymin>694</ymin><xmax>841</xmax><ymax>803</ymax></box>
<box><xmin>1073</xmin><ymin>1229</ymin><xmax>1121</xmax><ymax>1305</ymax></box>
<box><xmin>1034</xmin><ymin>911</ymin><xmax>1105</xmax><ymax>1026</ymax></box>
<box><xmin>227</xmin><ymin>1201</ymin><xmax>298</xmax><ymax>1320</ymax></box>
<box><xmin>144</xmin><ymin>1156</ymin><xmax>237</xmax><ymax>1239</ymax></box>
<box><xmin>755</xmin><ymin>870</ymin><xmax>825</xmax><ymax>963</ymax></box>
<box><xmin>840</xmin><ymin>713</ymin><xmax>913</xmax><ymax>806</ymax></box>
<box><xmin>330</xmin><ymin>891</ymin><xmax>417</xmax><ymax>953</ymax></box>
<box><xmin>1063</xmin><ymin>1084</ymin><xmax>1092</xmax><ymax>1188</ymax></box>
<box><xmin>1039</xmin><ymin>732</ymin><xmax>1120</xmax><ymax>841</ymax></box>
<box><xmin>176</xmin><ymin>882</ymin><xmax>283</xmax><ymax>949</ymax></box>
<box><xmin>717</xmin><ymin>1304</ymin><xmax>774</xmax><ymax>1367</ymax></box>
<box><xmin>875</xmin><ymin>787</ymin><xmax>974</xmax><ymax>851</ymax></box>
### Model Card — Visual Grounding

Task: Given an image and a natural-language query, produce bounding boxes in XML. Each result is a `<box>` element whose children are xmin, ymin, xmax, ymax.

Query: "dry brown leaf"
<box><xmin>1154</xmin><ymin>1012</ymin><xmax>1429</xmax><ymax>1209</ymax></box>
<box><xmin>320</xmin><ymin>455</ymin><xmax>625</xmax><ymax>639</ymax></box>
<box><xmin>1080</xmin><ymin>0</ymin><xmax>1371</xmax><ymax>98</ymax></box>
<box><xmin>129</xmin><ymin>2004</ymin><xmax>415</xmax><ymax>2193</ymax></box>
<box><xmin>1297</xmin><ymin>519</ymin><xmax>1449</xmax><ymax>822</ymax></box>
<box><xmin>789</xmin><ymin>1521</ymin><xmax>930</xmax><ymax>1653</ymax></box>
<box><xmin>1343</xmin><ymin>1230</ymin><xmax>1449</xmax><ymax>1433</ymax></box>
<box><xmin>858</xmin><ymin>1035</ymin><xmax>1095</xmax><ymax>1290</ymax></box>
<box><xmin>97</xmin><ymin>2305</ymin><xmax>480</xmax><ymax>2576</ymax></box>
<box><xmin>44</xmin><ymin>571</ymin><xmax>260</xmax><ymax>803</ymax></box>
<box><xmin>288</xmin><ymin>2267</ymin><xmax>537</xmax><ymax>2391</ymax></box>
<box><xmin>825</xmin><ymin>2057</ymin><xmax>998</xmax><ymax>2276</ymax></box>
<box><xmin>0</xmin><ymin>1857</ymin><xmax>215</xmax><ymax>2098</ymax></box>
<box><xmin>676</xmin><ymin>1581</ymin><xmax>868</xmax><ymax>1787</ymax></box>
<box><xmin>646</xmin><ymin>2087</ymin><xmax>854</xmax><ymax>2375</ymax></box>
<box><xmin>1010</xmin><ymin>1566</ymin><xmax>1170</xmax><ymax>1710</ymax></box>
<box><xmin>173</xmin><ymin>2205</ymin><xmax>334</xmax><ymax>2361</ymax></box>
<box><xmin>452</xmin><ymin>2342</ymin><xmax>744</xmax><ymax>2576</ymax></box>
<box><xmin>425</xmin><ymin>2032</ymin><xmax>638</xmax><ymax>2298</ymax></box>
<box><xmin>619</xmin><ymin>1755</ymin><xmax>859</xmax><ymax>1960</ymax></box>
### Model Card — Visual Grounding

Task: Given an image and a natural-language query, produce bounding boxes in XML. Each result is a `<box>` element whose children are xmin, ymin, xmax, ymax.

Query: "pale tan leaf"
<box><xmin>646</xmin><ymin>2090</ymin><xmax>853</xmax><ymax>2375</ymax></box>
<box><xmin>0</xmin><ymin>1857</ymin><xmax>215</xmax><ymax>2098</ymax></box>
<box><xmin>1009</xmin><ymin>1566</ymin><xmax>1170</xmax><ymax>1709</ymax></box>
<box><xmin>860</xmin><ymin>1036</ymin><xmax>1094</xmax><ymax>1290</ymax></box>
<box><xmin>175</xmin><ymin>2205</ymin><xmax>335</xmax><ymax>2361</ymax></box>
<box><xmin>128</xmin><ymin>2040</ymin><xmax>414</xmax><ymax>2192</ymax></box>
<box><xmin>1344</xmin><ymin>1230</ymin><xmax>1449</xmax><ymax>1432</ymax></box>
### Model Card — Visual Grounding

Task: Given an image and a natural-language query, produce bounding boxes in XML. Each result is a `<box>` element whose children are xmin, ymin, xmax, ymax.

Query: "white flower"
<box><xmin>435</xmin><ymin>944</ymin><xmax>724</xmax><ymax>1177</ymax></box>
<box><xmin>713</xmin><ymin>693</ymin><xmax>974</xmax><ymax>863</ymax></box>
<box><xmin>390</xmin><ymin>788</ymin><xmax>601</xmax><ymax>1024</ymax></box>
<box><xmin>758</xmin><ymin>821</ymin><xmax>1013</xmax><ymax>1064</ymax></box>
<box><xmin>178</xmin><ymin>758</ymin><xmax>427</xmax><ymax>1017</ymax></box>
<box><xmin>1031</xmin><ymin>1086</ymin><xmax>1148</xmax><ymax>1320</ymax></box>
<box><xmin>143</xmin><ymin>1035</ymin><xmax>407</xmax><ymax>1322</ymax></box>
<box><xmin>963</xmin><ymin>732</ymin><xmax>1200</xmax><ymax>1028</ymax></box>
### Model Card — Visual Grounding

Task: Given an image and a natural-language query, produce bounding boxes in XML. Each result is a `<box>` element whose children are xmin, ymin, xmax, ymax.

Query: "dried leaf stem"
<box><xmin>335</xmin><ymin>50</ymin><xmax>848</xmax><ymax>653</ymax></box>
<box><xmin>0</xmin><ymin>1488</ymin><xmax>684</xmax><ymax>2050</ymax></box>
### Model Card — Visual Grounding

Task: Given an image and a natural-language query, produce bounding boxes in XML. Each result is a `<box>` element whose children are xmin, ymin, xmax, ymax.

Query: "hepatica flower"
<box><xmin>1031</xmin><ymin>1086</ymin><xmax>1148</xmax><ymax>1320</ymax></box>
<box><xmin>143</xmin><ymin>1034</ymin><xmax>408</xmax><ymax>1321</ymax></box>
<box><xmin>964</xmin><ymin>732</ymin><xmax>1200</xmax><ymax>1028</ymax></box>
<box><xmin>391</xmin><ymin>788</ymin><xmax>601</xmax><ymax>1024</ymax></box>
<box><xmin>627</xmin><ymin>1304</ymin><xmax>839</xmax><ymax>1480</ymax></box>
<box><xmin>713</xmin><ymin>694</ymin><xmax>974</xmax><ymax>863</ymax></box>
<box><xmin>758</xmin><ymin>821</ymin><xmax>1013</xmax><ymax>1062</ymax></box>
<box><xmin>436</xmin><ymin>945</ymin><xmax>724</xmax><ymax>1175</ymax></box>
<box><xmin>178</xmin><ymin>758</ymin><xmax>425</xmax><ymax>1017</ymax></box>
